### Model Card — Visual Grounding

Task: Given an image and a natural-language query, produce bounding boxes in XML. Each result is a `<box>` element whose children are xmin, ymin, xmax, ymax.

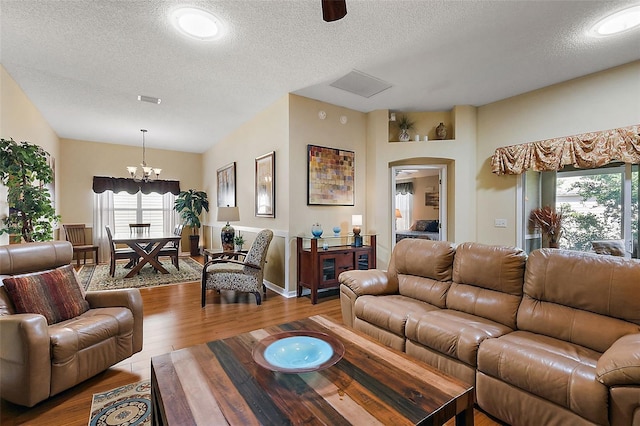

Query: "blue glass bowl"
<box><xmin>311</xmin><ymin>229</ymin><xmax>323</xmax><ymax>238</ymax></box>
<box><xmin>253</xmin><ymin>330</ymin><xmax>345</xmax><ymax>373</ymax></box>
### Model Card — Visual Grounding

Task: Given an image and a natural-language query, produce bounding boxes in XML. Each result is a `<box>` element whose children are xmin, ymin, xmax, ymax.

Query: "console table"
<box><xmin>297</xmin><ymin>234</ymin><xmax>376</xmax><ymax>304</ymax></box>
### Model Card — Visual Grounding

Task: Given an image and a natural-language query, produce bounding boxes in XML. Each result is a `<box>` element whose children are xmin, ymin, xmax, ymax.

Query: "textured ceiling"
<box><xmin>1</xmin><ymin>0</ymin><xmax>639</xmax><ymax>153</ymax></box>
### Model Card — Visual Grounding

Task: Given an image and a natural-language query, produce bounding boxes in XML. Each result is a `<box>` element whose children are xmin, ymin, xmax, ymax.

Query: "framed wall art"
<box><xmin>307</xmin><ymin>144</ymin><xmax>355</xmax><ymax>206</ymax></box>
<box><xmin>217</xmin><ymin>162</ymin><xmax>236</xmax><ymax>207</ymax></box>
<box><xmin>255</xmin><ymin>151</ymin><xmax>275</xmax><ymax>217</ymax></box>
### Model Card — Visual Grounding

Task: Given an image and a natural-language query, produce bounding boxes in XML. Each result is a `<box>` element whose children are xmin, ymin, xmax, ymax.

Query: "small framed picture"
<box><xmin>255</xmin><ymin>151</ymin><xmax>275</xmax><ymax>218</ymax></box>
<box><xmin>217</xmin><ymin>162</ymin><xmax>236</xmax><ymax>207</ymax></box>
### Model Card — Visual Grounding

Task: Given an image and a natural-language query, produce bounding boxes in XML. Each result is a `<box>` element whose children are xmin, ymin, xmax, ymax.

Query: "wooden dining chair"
<box><xmin>129</xmin><ymin>223</ymin><xmax>151</xmax><ymax>234</ymax></box>
<box><xmin>156</xmin><ymin>224</ymin><xmax>183</xmax><ymax>270</ymax></box>
<box><xmin>105</xmin><ymin>225</ymin><xmax>138</xmax><ymax>277</ymax></box>
<box><xmin>62</xmin><ymin>224</ymin><xmax>99</xmax><ymax>267</ymax></box>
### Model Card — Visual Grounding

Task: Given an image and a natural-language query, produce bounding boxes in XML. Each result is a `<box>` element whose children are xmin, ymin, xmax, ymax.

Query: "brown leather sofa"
<box><xmin>0</xmin><ymin>241</ymin><xmax>143</xmax><ymax>407</ymax></box>
<box><xmin>339</xmin><ymin>239</ymin><xmax>640</xmax><ymax>426</ymax></box>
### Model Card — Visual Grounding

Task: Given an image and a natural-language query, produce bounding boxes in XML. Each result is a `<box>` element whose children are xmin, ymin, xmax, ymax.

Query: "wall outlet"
<box><xmin>494</xmin><ymin>218</ymin><xmax>507</xmax><ymax>228</ymax></box>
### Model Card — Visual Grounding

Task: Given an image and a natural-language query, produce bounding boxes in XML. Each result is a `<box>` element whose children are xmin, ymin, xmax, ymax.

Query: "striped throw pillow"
<box><xmin>3</xmin><ymin>264</ymin><xmax>89</xmax><ymax>325</ymax></box>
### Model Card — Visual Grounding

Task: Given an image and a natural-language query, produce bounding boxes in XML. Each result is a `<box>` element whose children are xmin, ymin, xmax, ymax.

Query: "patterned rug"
<box><xmin>89</xmin><ymin>380</ymin><xmax>151</xmax><ymax>426</ymax></box>
<box><xmin>79</xmin><ymin>257</ymin><xmax>202</xmax><ymax>291</ymax></box>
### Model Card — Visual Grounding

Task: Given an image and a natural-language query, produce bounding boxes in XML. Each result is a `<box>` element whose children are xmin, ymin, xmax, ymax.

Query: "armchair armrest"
<box><xmin>596</xmin><ymin>333</ymin><xmax>640</xmax><ymax>386</ymax></box>
<box><xmin>85</xmin><ymin>289</ymin><xmax>143</xmax><ymax>353</ymax></box>
<box><xmin>338</xmin><ymin>269</ymin><xmax>396</xmax><ymax>296</ymax></box>
<box><xmin>0</xmin><ymin>314</ymin><xmax>52</xmax><ymax>407</ymax></box>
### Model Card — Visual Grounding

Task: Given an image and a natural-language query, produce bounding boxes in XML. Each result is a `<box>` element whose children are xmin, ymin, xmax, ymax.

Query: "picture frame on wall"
<box><xmin>255</xmin><ymin>151</ymin><xmax>275</xmax><ymax>218</ymax></box>
<box><xmin>307</xmin><ymin>144</ymin><xmax>355</xmax><ymax>206</ymax></box>
<box><xmin>217</xmin><ymin>162</ymin><xmax>236</xmax><ymax>207</ymax></box>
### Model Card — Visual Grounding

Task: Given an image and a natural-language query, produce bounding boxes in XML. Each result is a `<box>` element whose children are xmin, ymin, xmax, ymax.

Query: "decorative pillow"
<box><xmin>414</xmin><ymin>220</ymin><xmax>429</xmax><ymax>232</ymax></box>
<box><xmin>592</xmin><ymin>240</ymin><xmax>626</xmax><ymax>257</ymax></box>
<box><xmin>3</xmin><ymin>264</ymin><xmax>89</xmax><ymax>325</ymax></box>
<box><xmin>426</xmin><ymin>220</ymin><xmax>439</xmax><ymax>232</ymax></box>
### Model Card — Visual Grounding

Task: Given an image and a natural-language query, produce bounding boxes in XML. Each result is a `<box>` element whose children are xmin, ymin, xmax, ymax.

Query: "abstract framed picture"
<box><xmin>307</xmin><ymin>144</ymin><xmax>355</xmax><ymax>206</ymax></box>
<box><xmin>255</xmin><ymin>151</ymin><xmax>275</xmax><ymax>218</ymax></box>
<box><xmin>217</xmin><ymin>162</ymin><xmax>236</xmax><ymax>207</ymax></box>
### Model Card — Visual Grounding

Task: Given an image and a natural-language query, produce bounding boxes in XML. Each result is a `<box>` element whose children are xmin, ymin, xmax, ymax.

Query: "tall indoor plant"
<box><xmin>0</xmin><ymin>138</ymin><xmax>59</xmax><ymax>242</ymax></box>
<box><xmin>174</xmin><ymin>189</ymin><xmax>209</xmax><ymax>256</ymax></box>
<box><xmin>530</xmin><ymin>206</ymin><xmax>563</xmax><ymax>248</ymax></box>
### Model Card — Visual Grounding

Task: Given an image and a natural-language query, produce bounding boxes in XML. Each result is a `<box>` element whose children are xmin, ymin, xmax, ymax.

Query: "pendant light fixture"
<box><xmin>127</xmin><ymin>129</ymin><xmax>161</xmax><ymax>182</ymax></box>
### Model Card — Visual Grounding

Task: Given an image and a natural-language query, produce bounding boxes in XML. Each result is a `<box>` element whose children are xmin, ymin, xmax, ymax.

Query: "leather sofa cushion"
<box><xmin>520</xmin><ymin>249</ymin><xmax>640</xmax><ymax>352</ymax></box>
<box><xmin>3</xmin><ymin>265</ymin><xmax>89</xmax><ymax>325</ymax></box>
<box><xmin>406</xmin><ymin>309</ymin><xmax>513</xmax><ymax>366</ymax></box>
<box><xmin>49</xmin><ymin>307</ymin><xmax>134</xmax><ymax>363</ymax></box>
<box><xmin>388</xmin><ymin>239</ymin><xmax>455</xmax><ymax>285</ymax></box>
<box><xmin>446</xmin><ymin>282</ymin><xmax>522</xmax><ymax>329</ymax></box>
<box><xmin>354</xmin><ymin>294</ymin><xmax>440</xmax><ymax>336</ymax></box>
<box><xmin>478</xmin><ymin>330</ymin><xmax>608</xmax><ymax>425</ymax></box>
<box><xmin>452</xmin><ymin>242</ymin><xmax>526</xmax><ymax>296</ymax></box>
<box><xmin>397</xmin><ymin>275</ymin><xmax>450</xmax><ymax>308</ymax></box>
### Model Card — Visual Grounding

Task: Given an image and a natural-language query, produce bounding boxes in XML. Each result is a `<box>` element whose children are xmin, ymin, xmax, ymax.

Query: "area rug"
<box><xmin>89</xmin><ymin>380</ymin><xmax>151</xmax><ymax>426</ymax></box>
<box><xmin>79</xmin><ymin>257</ymin><xmax>202</xmax><ymax>291</ymax></box>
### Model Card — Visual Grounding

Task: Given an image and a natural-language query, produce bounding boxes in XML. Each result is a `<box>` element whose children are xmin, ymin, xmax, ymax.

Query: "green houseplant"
<box><xmin>174</xmin><ymin>189</ymin><xmax>209</xmax><ymax>255</ymax></box>
<box><xmin>0</xmin><ymin>138</ymin><xmax>59</xmax><ymax>242</ymax></box>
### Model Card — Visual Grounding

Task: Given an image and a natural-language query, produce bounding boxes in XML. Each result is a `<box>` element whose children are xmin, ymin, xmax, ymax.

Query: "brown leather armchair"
<box><xmin>0</xmin><ymin>241</ymin><xmax>143</xmax><ymax>407</ymax></box>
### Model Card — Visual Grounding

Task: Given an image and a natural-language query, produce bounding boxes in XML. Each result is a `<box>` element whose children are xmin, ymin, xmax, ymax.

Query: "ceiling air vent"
<box><xmin>330</xmin><ymin>70</ymin><xmax>392</xmax><ymax>98</ymax></box>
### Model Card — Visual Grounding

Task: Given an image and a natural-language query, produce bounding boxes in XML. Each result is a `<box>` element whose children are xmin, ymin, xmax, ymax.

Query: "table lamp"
<box><xmin>352</xmin><ymin>214</ymin><xmax>363</xmax><ymax>247</ymax></box>
<box><xmin>217</xmin><ymin>206</ymin><xmax>239</xmax><ymax>251</ymax></box>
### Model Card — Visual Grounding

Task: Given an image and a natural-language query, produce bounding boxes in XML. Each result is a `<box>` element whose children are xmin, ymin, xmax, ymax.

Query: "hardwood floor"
<box><xmin>1</xmin><ymin>257</ymin><xmax>501</xmax><ymax>425</ymax></box>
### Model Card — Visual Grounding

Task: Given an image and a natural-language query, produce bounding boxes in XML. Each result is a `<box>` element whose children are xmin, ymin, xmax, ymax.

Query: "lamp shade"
<box><xmin>351</xmin><ymin>214</ymin><xmax>363</xmax><ymax>226</ymax></box>
<box><xmin>395</xmin><ymin>209</ymin><xmax>402</xmax><ymax>218</ymax></box>
<box><xmin>217</xmin><ymin>206</ymin><xmax>239</xmax><ymax>222</ymax></box>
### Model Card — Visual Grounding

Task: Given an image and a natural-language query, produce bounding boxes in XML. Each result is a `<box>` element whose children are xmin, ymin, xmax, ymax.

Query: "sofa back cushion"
<box><xmin>448</xmin><ymin>242</ymin><xmax>527</xmax><ymax>329</ymax></box>
<box><xmin>3</xmin><ymin>264</ymin><xmax>89</xmax><ymax>325</ymax></box>
<box><xmin>518</xmin><ymin>249</ymin><xmax>640</xmax><ymax>353</ymax></box>
<box><xmin>389</xmin><ymin>239</ymin><xmax>455</xmax><ymax>307</ymax></box>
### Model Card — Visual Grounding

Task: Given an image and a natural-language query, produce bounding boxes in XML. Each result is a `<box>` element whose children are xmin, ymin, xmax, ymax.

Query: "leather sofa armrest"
<box><xmin>0</xmin><ymin>314</ymin><xmax>52</xmax><ymax>407</ymax></box>
<box><xmin>85</xmin><ymin>289</ymin><xmax>144</xmax><ymax>353</ymax></box>
<box><xmin>338</xmin><ymin>269</ymin><xmax>396</xmax><ymax>296</ymax></box>
<box><xmin>596</xmin><ymin>333</ymin><xmax>640</xmax><ymax>386</ymax></box>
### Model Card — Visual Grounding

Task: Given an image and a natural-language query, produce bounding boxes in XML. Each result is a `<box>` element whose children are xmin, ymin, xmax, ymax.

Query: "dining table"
<box><xmin>111</xmin><ymin>231</ymin><xmax>182</xmax><ymax>278</ymax></box>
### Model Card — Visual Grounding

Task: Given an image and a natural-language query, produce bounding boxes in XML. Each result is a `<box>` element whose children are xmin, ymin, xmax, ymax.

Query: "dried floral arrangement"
<box><xmin>529</xmin><ymin>206</ymin><xmax>563</xmax><ymax>247</ymax></box>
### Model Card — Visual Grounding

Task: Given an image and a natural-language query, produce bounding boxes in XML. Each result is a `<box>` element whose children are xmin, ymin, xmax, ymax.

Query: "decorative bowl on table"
<box><xmin>252</xmin><ymin>330</ymin><xmax>345</xmax><ymax>373</ymax></box>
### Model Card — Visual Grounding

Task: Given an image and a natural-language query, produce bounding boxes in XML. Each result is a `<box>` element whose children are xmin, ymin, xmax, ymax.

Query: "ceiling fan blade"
<box><xmin>322</xmin><ymin>0</ymin><xmax>347</xmax><ymax>22</ymax></box>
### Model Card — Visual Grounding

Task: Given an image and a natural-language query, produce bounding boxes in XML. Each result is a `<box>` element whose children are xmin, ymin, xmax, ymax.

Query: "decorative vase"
<box><xmin>235</xmin><ymin>244</ymin><xmax>243</xmax><ymax>252</ymax></box>
<box><xmin>189</xmin><ymin>234</ymin><xmax>200</xmax><ymax>256</ymax></box>
<box><xmin>311</xmin><ymin>223</ymin><xmax>323</xmax><ymax>238</ymax></box>
<box><xmin>436</xmin><ymin>122</ymin><xmax>447</xmax><ymax>140</ymax></box>
<box><xmin>399</xmin><ymin>129</ymin><xmax>410</xmax><ymax>142</ymax></box>
<box><xmin>333</xmin><ymin>226</ymin><xmax>341</xmax><ymax>236</ymax></box>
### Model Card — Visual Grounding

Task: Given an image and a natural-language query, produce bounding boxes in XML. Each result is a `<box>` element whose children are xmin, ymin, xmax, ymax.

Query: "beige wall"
<box><xmin>0</xmin><ymin>65</ymin><xmax>60</xmax><ymax>244</ymax></box>
<box><xmin>412</xmin><ymin>175</ymin><xmax>440</xmax><ymax>221</ymax></box>
<box><xmin>59</xmin><ymin>138</ymin><xmax>202</xmax><ymax>226</ymax></box>
<box><xmin>476</xmin><ymin>60</ymin><xmax>640</xmax><ymax>246</ymax></box>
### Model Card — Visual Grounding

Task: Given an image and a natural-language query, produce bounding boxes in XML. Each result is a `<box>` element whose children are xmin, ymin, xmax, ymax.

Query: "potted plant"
<box><xmin>396</xmin><ymin>115</ymin><xmax>415</xmax><ymax>142</ymax></box>
<box><xmin>234</xmin><ymin>232</ymin><xmax>245</xmax><ymax>252</ymax></box>
<box><xmin>0</xmin><ymin>138</ymin><xmax>59</xmax><ymax>242</ymax></box>
<box><xmin>174</xmin><ymin>189</ymin><xmax>209</xmax><ymax>256</ymax></box>
<box><xmin>529</xmin><ymin>206</ymin><xmax>563</xmax><ymax>248</ymax></box>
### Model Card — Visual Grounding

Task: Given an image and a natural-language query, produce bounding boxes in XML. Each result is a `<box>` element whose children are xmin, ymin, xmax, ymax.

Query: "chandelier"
<box><xmin>127</xmin><ymin>129</ymin><xmax>161</xmax><ymax>182</ymax></box>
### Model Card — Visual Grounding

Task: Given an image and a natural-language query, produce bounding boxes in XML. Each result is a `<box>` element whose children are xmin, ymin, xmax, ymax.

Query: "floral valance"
<box><xmin>396</xmin><ymin>182</ymin><xmax>414</xmax><ymax>194</ymax></box>
<box><xmin>92</xmin><ymin>176</ymin><xmax>181</xmax><ymax>195</ymax></box>
<box><xmin>491</xmin><ymin>125</ymin><xmax>640</xmax><ymax>175</ymax></box>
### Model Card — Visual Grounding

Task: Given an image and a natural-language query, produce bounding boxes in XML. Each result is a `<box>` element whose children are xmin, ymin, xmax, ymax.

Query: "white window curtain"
<box><xmin>163</xmin><ymin>192</ymin><xmax>179</xmax><ymax>233</ymax></box>
<box><xmin>93</xmin><ymin>190</ymin><xmax>115</xmax><ymax>264</ymax></box>
<box><xmin>395</xmin><ymin>193</ymin><xmax>413</xmax><ymax>231</ymax></box>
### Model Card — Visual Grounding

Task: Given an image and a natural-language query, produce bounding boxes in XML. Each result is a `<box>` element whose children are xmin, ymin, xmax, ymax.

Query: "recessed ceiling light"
<box><xmin>171</xmin><ymin>7</ymin><xmax>224</xmax><ymax>40</ymax></box>
<box><xmin>591</xmin><ymin>5</ymin><xmax>640</xmax><ymax>36</ymax></box>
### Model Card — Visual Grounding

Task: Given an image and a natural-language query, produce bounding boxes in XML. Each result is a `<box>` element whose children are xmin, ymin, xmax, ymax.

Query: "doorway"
<box><xmin>391</xmin><ymin>165</ymin><xmax>447</xmax><ymax>247</ymax></box>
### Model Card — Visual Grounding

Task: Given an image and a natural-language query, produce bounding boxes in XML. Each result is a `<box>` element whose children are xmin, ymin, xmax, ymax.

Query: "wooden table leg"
<box><xmin>124</xmin><ymin>242</ymin><xmax>171</xmax><ymax>278</ymax></box>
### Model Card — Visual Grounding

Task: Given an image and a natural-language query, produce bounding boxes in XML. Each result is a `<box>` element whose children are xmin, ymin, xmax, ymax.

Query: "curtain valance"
<box><xmin>92</xmin><ymin>176</ymin><xmax>181</xmax><ymax>195</ymax></box>
<box><xmin>491</xmin><ymin>125</ymin><xmax>640</xmax><ymax>175</ymax></box>
<box><xmin>396</xmin><ymin>182</ymin><xmax>414</xmax><ymax>194</ymax></box>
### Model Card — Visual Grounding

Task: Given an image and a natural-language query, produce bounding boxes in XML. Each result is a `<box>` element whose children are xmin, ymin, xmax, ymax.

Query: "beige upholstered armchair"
<box><xmin>0</xmin><ymin>241</ymin><xmax>143</xmax><ymax>407</ymax></box>
<box><xmin>201</xmin><ymin>229</ymin><xmax>273</xmax><ymax>307</ymax></box>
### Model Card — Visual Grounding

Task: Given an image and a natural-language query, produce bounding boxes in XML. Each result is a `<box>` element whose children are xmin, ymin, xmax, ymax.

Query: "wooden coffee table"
<box><xmin>151</xmin><ymin>315</ymin><xmax>474</xmax><ymax>425</ymax></box>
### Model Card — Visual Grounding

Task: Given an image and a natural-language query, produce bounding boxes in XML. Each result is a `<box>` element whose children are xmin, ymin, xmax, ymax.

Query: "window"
<box><xmin>113</xmin><ymin>192</ymin><xmax>164</xmax><ymax>234</ymax></box>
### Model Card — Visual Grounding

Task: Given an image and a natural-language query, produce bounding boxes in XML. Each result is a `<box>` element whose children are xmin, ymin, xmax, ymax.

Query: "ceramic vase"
<box><xmin>399</xmin><ymin>129</ymin><xmax>410</xmax><ymax>142</ymax></box>
<box><xmin>436</xmin><ymin>122</ymin><xmax>447</xmax><ymax>140</ymax></box>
